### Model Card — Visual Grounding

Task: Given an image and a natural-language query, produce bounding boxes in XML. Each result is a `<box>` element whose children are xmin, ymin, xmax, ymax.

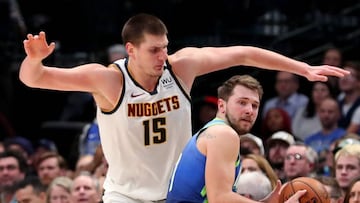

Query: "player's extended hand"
<box><xmin>304</xmin><ymin>65</ymin><xmax>350</xmax><ymax>82</ymax></box>
<box><xmin>283</xmin><ymin>190</ymin><xmax>307</xmax><ymax>203</ymax></box>
<box><xmin>23</xmin><ymin>31</ymin><xmax>56</xmax><ymax>61</ymax></box>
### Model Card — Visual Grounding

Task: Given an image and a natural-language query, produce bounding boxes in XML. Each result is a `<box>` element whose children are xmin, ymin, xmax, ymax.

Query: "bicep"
<box><xmin>205</xmin><ymin>132</ymin><xmax>239</xmax><ymax>199</ymax></box>
<box><xmin>41</xmin><ymin>63</ymin><xmax>115</xmax><ymax>93</ymax></box>
<box><xmin>170</xmin><ymin>47</ymin><xmax>243</xmax><ymax>87</ymax></box>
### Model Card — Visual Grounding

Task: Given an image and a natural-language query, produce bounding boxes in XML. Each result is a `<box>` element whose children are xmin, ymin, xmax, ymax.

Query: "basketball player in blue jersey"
<box><xmin>166</xmin><ymin>75</ymin><xmax>306</xmax><ymax>203</ymax></box>
<box><xmin>19</xmin><ymin>13</ymin><xmax>348</xmax><ymax>203</ymax></box>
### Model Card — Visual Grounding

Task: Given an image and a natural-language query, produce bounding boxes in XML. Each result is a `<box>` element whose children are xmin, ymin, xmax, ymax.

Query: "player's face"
<box><xmin>131</xmin><ymin>33</ymin><xmax>168</xmax><ymax>78</ymax></box>
<box><xmin>225</xmin><ymin>85</ymin><xmax>259</xmax><ymax>135</ymax></box>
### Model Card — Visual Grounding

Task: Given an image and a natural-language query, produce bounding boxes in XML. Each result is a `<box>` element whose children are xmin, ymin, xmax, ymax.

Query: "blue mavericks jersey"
<box><xmin>166</xmin><ymin>118</ymin><xmax>241</xmax><ymax>203</ymax></box>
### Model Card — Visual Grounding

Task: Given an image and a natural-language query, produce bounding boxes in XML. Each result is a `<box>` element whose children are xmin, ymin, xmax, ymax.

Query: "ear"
<box><xmin>217</xmin><ymin>99</ymin><xmax>225</xmax><ymax>113</ymax></box>
<box><xmin>125</xmin><ymin>42</ymin><xmax>134</xmax><ymax>56</ymax></box>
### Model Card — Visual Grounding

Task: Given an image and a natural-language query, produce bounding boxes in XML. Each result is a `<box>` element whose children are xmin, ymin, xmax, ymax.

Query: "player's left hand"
<box><xmin>304</xmin><ymin>65</ymin><xmax>350</xmax><ymax>82</ymax></box>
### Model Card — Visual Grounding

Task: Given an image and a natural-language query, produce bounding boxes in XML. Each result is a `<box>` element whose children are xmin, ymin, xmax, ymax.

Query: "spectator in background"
<box><xmin>260</xmin><ymin>107</ymin><xmax>293</xmax><ymax>141</ymax></box>
<box><xmin>46</xmin><ymin>176</ymin><xmax>73</xmax><ymax>203</ymax></box>
<box><xmin>261</xmin><ymin>71</ymin><xmax>309</xmax><ymax>120</ymax></box>
<box><xmin>332</xmin><ymin>134</ymin><xmax>360</xmax><ymax>157</ymax></box>
<box><xmin>292</xmin><ymin>81</ymin><xmax>335</xmax><ymax>141</ymax></box>
<box><xmin>83</xmin><ymin>145</ymin><xmax>107</xmax><ymax>195</ymax></box>
<box><xmin>305</xmin><ymin>97</ymin><xmax>346</xmax><ymax>154</ymax></box>
<box><xmin>305</xmin><ymin>97</ymin><xmax>346</xmax><ymax>177</ymax></box>
<box><xmin>316</xmin><ymin>175</ymin><xmax>344</xmax><ymax>203</ymax></box>
<box><xmin>235</xmin><ymin>171</ymin><xmax>272</xmax><ymax>201</ymax></box>
<box><xmin>283</xmin><ymin>143</ymin><xmax>318</xmax><ymax>182</ymax></box>
<box><xmin>71</xmin><ymin>171</ymin><xmax>102</xmax><ymax>203</ymax></box>
<box><xmin>107</xmin><ymin>44</ymin><xmax>127</xmax><ymax>63</ymax></box>
<box><xmin>265</xmin><ymin>131</ymin><xmax>295</xmax><ymax>182</ymax></box>
<box><xmin>343</xmin><ymin>176</ymin><xmax>360</xmax><ymax>203</ymax></box>
<box><xmin>240</xmin><ymin>153</ymin><xmax>279</xmax><ymax>190</ymax></box>
<box><xmin>239</xmin><ymin>133</ymin><xmax>265</xmax><ymax>156</ymax></box>
<box><xmin>322</xmin><ymin>47</ymin><xmax>343</xmax><ymax>68</ymax></box>
<box><xmin>4</xmin><ymin>136</ymin><xmax>34</xmax><ymax>168</ymax></box>
<box><xmin>0</xmin><ymin>150</ymin><xmax>28</xmax><ymax>203</ymax></box>
<box><xmin>322</xmin><ymin>47</ymin><xmax>343</xmax><ymax>96</ymax></box>
<box><xmin>337</xmin><ymin>61</ymin><xmax>360</xmax><ymax>134</ymax></box>
<box><xmin>32</xmin><ymin>138</ymin><xmax>58</xmax><ymax>170</ymax></box>
<box><xmin>334</xmin><ymin>143</ymin><xmax>360</xmax><ymax>195</ymax></box>
<box><xmin>35</xmin><ymin>152</ymin><xmax>68</xmax><ymax>187</ymax></box>
<box><xmin>14</xmin><ymin>176</ymin><xmax>47</xmax><ymax>203</ymax></box>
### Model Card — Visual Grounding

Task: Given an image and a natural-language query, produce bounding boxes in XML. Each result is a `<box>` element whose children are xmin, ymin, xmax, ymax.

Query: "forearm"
<box><xmin>207</xmin><ymin>191</ymin><xmax>260</xmax><ymax>203</ymax></box>
<box><xmin>242</xmin><ymin>46</ymin><xmax>309</xmax><ymax>76</ymax></box>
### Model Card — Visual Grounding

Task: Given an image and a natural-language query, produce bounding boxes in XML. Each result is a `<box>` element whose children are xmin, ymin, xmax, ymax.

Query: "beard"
<box><xmin>225</xmin><ymin>113</ymin><xmax>253</xmax><ymax>135</ymax></box>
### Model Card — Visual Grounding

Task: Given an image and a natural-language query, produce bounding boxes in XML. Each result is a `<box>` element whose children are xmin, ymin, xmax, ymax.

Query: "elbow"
<box><xmin>18</xmin><ymin>70</ymin><xmax>30</xmax><ymax>87</ymax></box>
<box><xmin>19</xmin><ymin>69</ymin><xmax>38</xmax><ymax>88</ymax></box>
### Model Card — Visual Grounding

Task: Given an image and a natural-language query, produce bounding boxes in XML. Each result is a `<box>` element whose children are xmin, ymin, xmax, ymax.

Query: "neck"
<box><xmin>127</xmin><ymin>62</ymin><xmax>158</xmax><ymax>92</ymax></box>
<box><xmin>321</xmin><ymin>125</ymin><xmax>337</xmax><ymax>135</ymax></box>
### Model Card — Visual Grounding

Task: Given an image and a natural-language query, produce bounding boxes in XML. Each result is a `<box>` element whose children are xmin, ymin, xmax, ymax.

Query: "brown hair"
<box><xmin>217</xmin><ymin>75</ymin><xmax>263</xmax><ymax>102</ymax></box>
<box><xmin>242</xmin><ymin>154</ymin><xmax>278</xmax><ymax>190</ymax></box>
<box><xmin>36</xmin><ymin>151</ymin><xmax>67</xmax><ymax>170</ymax></box>
<box><xmin>121</xmin><ymin>13</ymin><xmax>168</xmax><ymax>46</ymax></box>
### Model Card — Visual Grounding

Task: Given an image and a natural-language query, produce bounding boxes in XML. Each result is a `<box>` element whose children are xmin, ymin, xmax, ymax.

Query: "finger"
<box><xmin>291</xmin><ymin>189</ymin><xmax>307</xmax><ymax>199</ymax></box>
<box><xmin>27</xmin><ymin>33</ymin><xmax>34</xmax><ymax>40</ymax></box>
<box><xmin>49</xmin><ymin>42</ymin><xmax>56</xmax><ymax>52</ymax></box>
<box><xmin>39</xmin><ymin>31</ymin><xmax>46</xmax><ymax>40</ymax></box>
<box><xmin>327</xmin><ymin>66</ymin><xmax>350</xmax><ymax>75</ymax></box>
<box><xmin>308</xmin><ymin>75</ymin><xmax>328</xmax><ymax>82</ymax></box>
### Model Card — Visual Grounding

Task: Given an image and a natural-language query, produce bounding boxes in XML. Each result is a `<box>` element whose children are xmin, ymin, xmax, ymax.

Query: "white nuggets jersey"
<box><xmin>97</xmin><ymin>58</ymin><xmax>192</xmax><ymax>201</ymax></box>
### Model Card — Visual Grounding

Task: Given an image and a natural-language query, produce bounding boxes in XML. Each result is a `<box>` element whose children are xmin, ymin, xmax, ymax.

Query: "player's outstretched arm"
<box><xmin>171</xmin><ymin>46</ymin><xmax>350</xmax><ymax>88</ymax></box>
<box><xmin>19</xmin><ymin>31</ymin><xmax>111</xmax><ymax>94</ymax></box>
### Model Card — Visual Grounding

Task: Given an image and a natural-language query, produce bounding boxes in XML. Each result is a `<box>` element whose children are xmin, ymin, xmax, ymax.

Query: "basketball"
<box><xmin>279</xmin><ymin>177</ymin><xmax>330</xmax><ymax>203</ymax></box>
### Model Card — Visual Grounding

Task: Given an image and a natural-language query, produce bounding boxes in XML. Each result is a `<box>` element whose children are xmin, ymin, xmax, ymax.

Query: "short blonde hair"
<box><xmin>46</xmin><ymin>176</ymin><xmax>73</xmax><ymax>203</ymax></box>
<box><xmin>335</xmin><ymin>144</ymin><xmax>360</xmax><ymax>163</ymax></box>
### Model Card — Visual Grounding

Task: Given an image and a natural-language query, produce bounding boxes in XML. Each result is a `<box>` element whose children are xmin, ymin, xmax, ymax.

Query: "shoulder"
<box><xmin>168</xmin><ymin>47</ymin><xmax>199</xmax><ymax>66</ymax></box>
<box><xmin>263</xmin><ymin>97</ymin><xmax>278</xmax><ymax>107</ymax></box>
<box><xmin>201</xmin><ymin>125</ymin><xmax>239</xmax><ymax>143</ymax></box>
<box><xmin>295</xmin><ymin>93</ymin><xmax>309</xmax><ymax>101</ymax></box>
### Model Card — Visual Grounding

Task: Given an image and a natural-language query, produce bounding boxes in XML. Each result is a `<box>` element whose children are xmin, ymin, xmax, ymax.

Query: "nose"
<box><xmin>354</xmin><ymin>193</ymin><xmax>360</xmax><ymax>201</ymax></box>
<box><xmin>244</xmin><ymin>103</ymin><xmax>254</xmax><ymax>115</ymax></box>
<box><xmin>158</xmin><ymin>49</ymin><xmax>168</xmax><ymax>61</ymax></box>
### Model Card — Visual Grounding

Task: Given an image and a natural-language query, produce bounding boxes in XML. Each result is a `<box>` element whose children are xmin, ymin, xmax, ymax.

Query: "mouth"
<box><xmin>240</xmin><ymin>119</ymin><xmax>253</xmax><ymax>127</ymax></box>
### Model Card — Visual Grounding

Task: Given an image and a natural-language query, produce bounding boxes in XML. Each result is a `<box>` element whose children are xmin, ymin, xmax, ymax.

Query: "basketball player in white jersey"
<box><xmin>19</xmin><ymin>13</ymin><xmax>348</xmax><ymax>202</ymax></box>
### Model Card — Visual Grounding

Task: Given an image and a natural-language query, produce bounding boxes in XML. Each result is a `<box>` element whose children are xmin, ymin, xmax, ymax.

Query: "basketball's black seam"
<box><xmin>294</xmin><ymin>180</ymin><xmax>323</xmax><ymax>203</ymax></box>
